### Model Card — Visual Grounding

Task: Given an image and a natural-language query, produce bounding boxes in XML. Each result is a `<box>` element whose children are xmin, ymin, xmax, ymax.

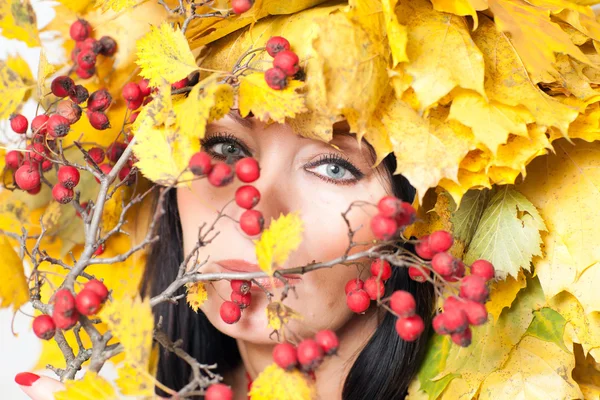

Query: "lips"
<box><xmin>216</xmin><ymin>259</ymin><xmax>302</xmax><ymax>291</ymax></box>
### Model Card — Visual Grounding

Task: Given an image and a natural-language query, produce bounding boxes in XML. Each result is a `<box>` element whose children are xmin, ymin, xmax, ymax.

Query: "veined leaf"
<box><xmin>254</xmin><ymin>212</ymin><xmax>304</xmax><ymax>276</ymax></box>
<box><xmin>185</xmin><ymin>282</ymin><xmax>207</xmax><ymax>313</ymax></box>
<box><xmin>416</xmin><ymin>334</ymin><xmax>458</xmax><ymax>400</ymax></box>
<box><xmin>0</xmin><ymin>0</ymin><xmax>40</xmax><ymax>47</ymax></box>
<box><xmin>250</xmin><ymin>364</ymin><xmax>316</xmax><ymax>400</ymax></box>
<box><xmin>450</xmin><ymin>188</ymin><xmax>491</xmax><ymax>248</ymax></box>
<box><xmin>0</xmin><ymin>235</ymin><xmax>29</xmax><ymax>312</ymax></box>
<box><xmin>486</xmin><ymin>271</ymin><xmax>527</xmax><ymax>322</ymax></box>
<box><xmin>115</xmin><ymin>363</ymin><xmax>155</xmax><ymax>397</ymax></box>
<box><xmin>525</xmin><ymin>307</ymin><xmax>569</xmax><ymax>352</ymax></box>
<box><xmin>0</xmin><ymin>60</ymin><xmax>31</xmax><ymax>119</ymax></box>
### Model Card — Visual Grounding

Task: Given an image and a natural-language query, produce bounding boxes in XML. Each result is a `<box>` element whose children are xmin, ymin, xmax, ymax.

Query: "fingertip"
<box><xmin>15</xmin><ymin>372</ymin><xmax>40</xmax><ymax>386</ymax></box>
<box><xmin>15</xmin><ymin>374</ymin><xmax>65</xmax><ymax>400</ymax></box>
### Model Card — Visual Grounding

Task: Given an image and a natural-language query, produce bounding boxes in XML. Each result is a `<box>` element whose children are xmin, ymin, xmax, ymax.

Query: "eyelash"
<box><xmin>200</xmin><ymin>132</ymin><xmax>365</xmax><ymax>185</ymax></box>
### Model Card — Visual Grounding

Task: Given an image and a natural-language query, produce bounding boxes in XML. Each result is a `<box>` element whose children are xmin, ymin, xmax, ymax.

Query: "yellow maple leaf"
<box><xmin>430</xmin><ymin>0</ymin><xmax>488</xmax><ymax>29</ymax></box>
<box><xmin>136</xmin><ymin>23</ymin><xmax>198</xmax><ymax>88</ymax></box>
<box><xmin>54</xmin><ymin>372</ymin><xmax>117</xmax><ymax>400</ymax></box>
<box><xmin>478</xmin><ymin>335</ymin><xmax>583</xmax><ymax>400</ymax></box>
<box><xmin>573</xmin><ymin>342</ymin><xmax>600</xmax><ymax>400</ymax></box>
<box><xmin>266</xmin><ymin>301</ymin><xmax>303</xmax><ymax>331</ymax></box>
<box><xmin>98</xmin><ymin>295</ymin><xmax>154</xmax><ymax>367</ymax></box>
<box><xmin>0</xmin><ymin>235</ymin><xmax>29</xmax><ymax>312</ymax></box>
<box><xmin>95</xmin><ymin>0</ymin><xmax>138</xmax><ymax>13</ymax></box>
<box><xmin>254</xmin><ymin>212</ymin><xmax>304</xmax><ymax>275</ymax></box>
<box><xmin>114</xmin><ymin>363</ymin><xmax>155</xmax><ymax>397</ymax></box>
<box><xmin>238</xmin><ymin>73</ymin><xmax>307</xmax><ymax>125</ymax></box>
<box><xmin>249</xmin><ymin>363</ymin><xmax>316</xmax><ymax>400</ymax></box>
<box><xmin>56</xmin><ymin>0</ymin><xmax>94</xmax><ymax>13</ymax></box>
<box><xmin>186</xmin><ymin>282</ymin><xmax>207</xmax><ymax>313</ymax></box>
<box><xmin>36</xmin><ymin>49</ymin><xmax>56</xmax><ymax>99</ymax></box>
<box><xmin>0</xmin><ymin>60</ymin><xmax>32</xmax><ymax>119</ymax></box>
<box><xmin>381</xmin><ymin>0</ymin><xmax>408</xmax><ymax>67</ymax></box>
<box><xmin>395</xmin><ymin>0</ymin><xmax>486</xmax><ymax>112</ymax></box>
<box><xmin>6</xmin><ymin>54</ymin><xmax>34</xmax><ymax>86</ymax></box>
<box><xmin>0</xmin><ymin>0</ymin><xmax>40</xmax><ymax>47</ymax></box>
<box><xmin>486</xmin><ymin>271</ymin><xmax>528</xmax><ymax>322</ymax></box>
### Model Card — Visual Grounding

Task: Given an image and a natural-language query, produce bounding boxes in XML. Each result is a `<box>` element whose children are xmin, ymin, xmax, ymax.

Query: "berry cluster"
<box><xmin>371</xmin><ymin>196</ymin><xmax>417</xmax><ymax>241</ymax></box>
<box><xmin>32</xmin><ymin>280</ymin><xmax>108</xmax><ymax>340</ymax></box>
<box><xmin>52</xmin><ymin>166</ymin><xmax>80</xmax><ymax>204</ymax></box>
<box><xmin>69</xmin><ymin>18</ymin><xmax>117</xmax><ymax>79</ymax></box>
<box><xmin>345</xmin><ymin>258</ymin><xmax>392</xmax><ymax>313</ymax></box>
<box><xmin>219</xmin><ymin>279</ymin><xmax>253</xmax><ymax>324</ymax></box>
<box><xmin>273</xmin><ymin>330</ymin><xmax>339</xmax><ymax>373</ymax></box>
<box><xmin>264</xmin><ymin>36</ymin><xmax>303</xmax><ymax>90</ymax></box>
<box><xmin>188</xmin><ymin>152</ymin><xmax>264</xmax><ymax>236</ymax></box>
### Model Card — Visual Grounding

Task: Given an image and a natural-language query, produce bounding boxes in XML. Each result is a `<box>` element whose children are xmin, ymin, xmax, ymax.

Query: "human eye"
<box><xmin>304</xmin><ymin>153</ymin><xmax>365</xmax><ymax>186</ymax></box>
<box><xmin>200</xmin><ymin>132</ymin><xmax>252</xmax><ymax>160</ymax></box>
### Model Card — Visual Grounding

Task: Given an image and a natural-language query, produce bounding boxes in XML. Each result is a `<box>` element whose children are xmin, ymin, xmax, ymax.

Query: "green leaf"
<box><xmin>417</xmin><ymin>334</ymin><xmax>458</xmax><ymax>399</ymax></box>
<box><xmin>450</xmin><ymin>188</ymin><xmax>491</xmax><ymax>248</ymax></box>
<box><xmin>525</xmin><ymin>307</ymin><xmax>569</xmax><ymax>353</ymax></box>
<box><xmin>465</xmin><ymin>186</ymin><xmax>547</xmax><ymax>279</ymax></box>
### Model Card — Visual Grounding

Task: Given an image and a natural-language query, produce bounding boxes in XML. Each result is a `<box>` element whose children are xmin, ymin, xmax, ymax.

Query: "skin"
<box><xmin>17</xmin><ymin>111</ymin><xmax>396</xmax><ymax>400</ymax></box>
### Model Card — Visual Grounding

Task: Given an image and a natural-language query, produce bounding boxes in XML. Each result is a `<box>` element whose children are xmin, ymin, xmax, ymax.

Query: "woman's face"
<box><xmin>177</xmin><ymin>111</ymin><xmax>392</xmax><ymax>343</ymax></box>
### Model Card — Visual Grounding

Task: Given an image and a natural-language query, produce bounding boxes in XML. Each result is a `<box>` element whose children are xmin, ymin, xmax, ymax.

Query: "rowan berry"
<box><xmin>56</xmin><ymin>100</ymin><xmax>82</xmax><ymax>124</ymax></box>
<box><xmin>446</xmin><ymin>260</ymin><xmax>466</xmax><ymax>283</ymax></box>
<box><xmin>75</xmin><ymin>289</ymin><xmax>103</xmax><ymax>316</ymax></box>
<box><xmin>470</xmin><ymin>259</ymin><xmax>495</xmax><ymax>281</ymax></box>
<box><xmin>459</xmin><ymin>275</ymin><xmax>489</xmax><ymax>303</ymax></box>
<box><xmin>138</xmin><ymin>79</ymin><xmax>151</xmax><ymax>97</ymax></box>
<box><xmin>266</xmin><ymin>36</ymin><xmax>291</xmax><ymax>58</ymax></box>
<box><xmin>15</xmin><ymin>165</ymin><xmax>41</xmax><ymax>191</ymax></box>
<box><xmin>53</xmin><ymin>311</ymin><xmax>79</xmax><ymax>330</ymax></box>
<box><xmin>264</xmin><ymin>67</ymin><xmax>288</xmax><ymax>90</ymax></box>
<box><xmin>235</xmin><ymin>157</ymin><xmax>260</xmax><ymax>183</ymax></box>
<box><xmin>70</xmin><ymin>19</ymin><xmax>91</xmax><ymax>41</ymax></box>
<box><xmin>126</xmin><ymin>98</ymin><xmax>143</xmax><ymax>110</ymax></box>
<box><xmin>377</xmin><ymin>195</ymin><xmax>402</xmax><ymax>218</ymax></box>
<box><xmin>88</xmin><ymin>147</ymin><xmax>105</xmax><ymax>165</ymax></box>
<box><xmin>80</xmin><ymin>37</ymin><xmax>102</xmax><ymax>54</ymax></box>
<box><xmin>33</xmin><ymin>315</ymin><xmax>56</xmax><ymax>340</ymax></box>
<box><xmin>273</xmin><ymin>50</ymin><xmax>300</xmax><ymax>76</ymax></box>
<box><xmin>57</xmin><ymin>166</ymin><xmax>80</xmax><ymax>189</ymax></box>
<box><xmin>344</xmin><ymin>278</ymin><xmax>363</xmax><ymax>295</ymax></box>
<box><xmin>208</xmin><ymin>162</ymin><xmax>234</xmax><ymax>186</ymax></box>
<box><xmin>364</xmin><ymin>276</ymin><xmax>385</xmax><ymax>300</ymax></box>
<box><xmin>69</xmin><ymin>85</ymin><xmax>89</xmax><ymax>104</ymax></box>
<box><xmin>463</xmin><ymin>300</ymin><xmax>488</xmax><ymax>326</ymax></box>
<box><xmin>77</xmin><ymin>50</ymin><xmax>96</xmax><ymax>69</ymax></box>
<box><xmin>76</xmin><ymin>66</ymin><xmax>95</xmax><ymax>79</ymax></box>
<box><xmin>395</xmin><ymin>315</ymin><xmax>424</xmax><ymax>341</ymax></box>
<box><xmin>415</xmin><ymin>235</ymin><xmax>435</xmax><ymax>260</ymax></box>
<box><xmin>51</xmin><ymin>76</ymin><xmax>75</xmax><ymax>98</ymax></box>
<box><xmin>31</xmin><ymin>114</ymin><xmax>49</xmax><ymax>135</ymax></box>
<box><xmin>451</xmin><ymin>327</ymin><xmax>472</xmax><ymax>347</ymax></box>
<box><xmin>370</xmin><ymin>258</ymin><xmax>392</xmax><ymax>281</ymax></box>
<box><xmin>52</xmin><ymin>184</ymin><xmax>74</xmax><ymax>204</ymax></box>
<box><xmin>408</xmin><ymin>266</ymin><xmax>430</xmax><ymax>283</ymax></box>
<box><xmin>273</xmin><ymin>342</ymin><xmax>298</xmax><ymax>370</ymax></box>
<box><xmin>442</xmin><ymin>307</ymin><xmax>468</xmax><ymax>333</ymax></box>
<box><xmin>189</xmin><ymin>151</ymin><xmax>212</xmax><ymax>176</ymax></box>
<box><xmin>231</xmin><ymin>291</ymin><xmax>252</xmax><ymax>309</ymax></box>
<box><xmin>428</xmin><ymin>230</ymin><xmax>453</xmax><ymax>253</ymax></box>
<box><xmin>10</xmin><ymin>114</ymin><xmax>28</xmax><ymax>134</ymax></box>
<box><xmin>26</xmin><ymin>143</ymin><xmax>46</xmax><ymax>163</ymax></box>
<box><xmin>122</xmin><ymin>82</ymin><xmax>142</xmax><ymax>102</ymax></box>
<box><xmin>53</xmin><ymin>289</ymin><xmax>76</xmax><ymax>318</ymax></box>
<box><xmin>297</xmin><ymin>339</ymin><xmax>324</xmax><ymax>371</ymax></box>
<box><xmin>231</xmin><ymin>0</ymin><xmax>254</xmax><ymax>14</ymax></box>
<box><xmin>47</xmin><ymin>114</ymin><xmax>71</xmax><ymax>138</ymax></box>
<box><xmin>98</xmin><ymin>36</ymin><xmax>117</xmax><ymax>56</ymax></box>
<box><xmin>83</xmin><ymin>279</ymin><xmax>109</xmax><ymax>302</ymax></box>
<box><xmin>370</xmin><ymin>214</ymin><xmax>397</xmax><ymax>240</ymax></box>
<box><xmin>315</xmin><ymin>329</ymin><xmax>339</xmax><ymax>355</ymax></box>
<box><xmin>171</xmin><ymin>77</ymin><xmax>189</xmax><ymax>90</ymax></box>
<box><xmin>431</xmin><ymin>252</ymin><xmax>456</xmax><ymax>277</ymax></box>
<box><xmin>93</xmin><ymin>243</ymin><xmax>106</xmax><ymax>256</ymax></box>
<box><xmin>118</xmin><ymin>166</ymin><xmax>135</xmax><ymax>185</ymax></box>
<box><xmin>205</xmin><ymin>383</ymin><xmax>233</xmax><ymax>400</ymax></box>
<box><xmin>95</xmin><ymin>163</ymin><xmax>113</xmax><ymax>183</ymax></box>
<box><xmin>106</xmin><ymin>142</ymin><xmax>127</xmax><ymax>163</ymax></box>
<box><xmin>41</xmin><ymin>159</ymin><xmax>52</xmax><ymax>172</ymax></box>
<box><xmin>390</xmin><ymin>290</ymin><xmax>416</xmax><ymax>318</ymax></box>
<box><xmin>235</xmin><ymin>185</ymin><xmax>261</xmax><ymax>209</ymax></box>
<box><xmin>346</xmin><ymin>289</ymin><xmax>370</xmax><ymax>313</ymax></box>
<box><xmin>88</xmin><ymin>89</ymin><xmax>113</xmax><ymax>112</ymax></box>
<box><xmin>239</xmin><ymin>209</ymin><xmax>264</xmax><ymax>236</ymax></box>
<box><xmin>5</xmin><ymin>151</ymin><xmax>23</xmax><ymax>170</ymax></box>
<box><xmin>395</xmin><ymin>202</ymin><xmax>417</xmax><ymax>227</ymax></box>
<box><xmin>129</xmin><ymin>111</ymin><xmax>140</xmax><ymax>124</ymax></box>
<box><xmin>87</xmin><ymin>111</ymin><xmax>110</xmax><ymax>130</ymax></box>
<box><xmin>231</xmin><ymin>280</ymin><xmax>252</xmax><ymax>295</ymax></box>
<box><xmin>27</xmin><ymin>185</ymin><xmax>42</xmax><ymax>195</ymax></box>
<box><xmin>432</xmin><ymin>313</ymin><xmax>449</xmax><ymax>335</ymax></box>
<box><xmin>220</xmin><ymin>301</ymin><xmax>241</xmax><ymax>324</ymax></box>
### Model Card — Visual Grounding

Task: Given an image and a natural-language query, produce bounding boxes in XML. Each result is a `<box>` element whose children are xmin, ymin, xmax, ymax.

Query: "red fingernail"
<box><xmin>15</xmin><ymin>372</ymin><xmax>40</xmax><ymax>386</ymax></box>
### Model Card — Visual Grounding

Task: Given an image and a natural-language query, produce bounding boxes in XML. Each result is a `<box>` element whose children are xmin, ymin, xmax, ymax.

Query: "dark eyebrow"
<box><xmin>226</xmin><ymin>109</ymin><xmax>254</xmax><ymax>129</ymax></box>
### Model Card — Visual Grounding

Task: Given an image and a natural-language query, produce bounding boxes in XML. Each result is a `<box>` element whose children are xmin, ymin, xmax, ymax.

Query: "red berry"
<box><xmin>408</xmin><ymin>266</ymin><xmax>430</xmax><ymax>283</ymax></box>
<box><xmin>443</xmin><ymin>295</ymin><xmax>463</xmax><ymax>312</ymax></box>
<box><xmin>370</xmin><ymin>258</ymin><xmax>392</xmax><ymax>281</ymax></box>
<box><xmin>87</xmin><ymin>111</ymin><xmax>110</xmax><ymax>130</ymax></box>
<box><xmin>239</xmin><ymin>209</ymin><xmax>264</xmax><ymax>236</ymax></box>
<box><xmin>53</xmin><ymin>289</ymin><xmax>76</xmax><ymax>318</ymax></box>
<box><xmin>364</xmin><ymin>276</ymin><xmax>385</xmax><ymax>300</ymax></box>
<box><xmin>138</xmin><ymin>79</ymin><xmax>151</xmax><ymax>97</ymax></box>
<box><xmin>52</xmin><ymin>184</ymin><xmax>74</xmax><ymax>204</ymax></box>
<box><xmin>76</xmin><ymin>67</ymin><xmax>95</xmax><ymax>79</ymax></box>
<box><xmin>25</xmin><ymin>143</ymin><xmax>45</xmax><ymax>163</ymax></box>
<box><xmin>460</xmin><ymin>275</ymin><xmax>489</xmax><ymax>303</ymax></box>
<box><xmin>51</xmin><ymin>76</ymin><xmax>75</xmax><ymax>98</ymax></box>
<box><xmin>47</xmin><ymin>114</ymin><xmax>71</xmax><ymax>138</ymax></box>
<box><xmin>88</xmin><ymin>89</ymin><xmax>113</xmax><ymax>112</ymax></box>
<box><xmin>431</xmin><ymin>252</ymin><xmax>457</xmax><ymax>277</ymax></box>
<box><xmin>122</xmin><ymin>82</ymin><xmax>142</xmax><ymax>102</ymax></box>
<box><xmin>344</xmin><ymin>278</ymin><xmax>363</xmax><ymax>295</ymax></box>
<box><xmin>432</xmin><ymin>313</ymin><xmax>449</xmax><ymax>335</ymax></box>
<box><xmin>189</xmin><ymin>151</ymin><xmax>213</xmax><ymax>176</ymax></box>
<box><xmin>83</xmin><ymin>279</ymin><xmax>109</xmax><ymax>302</ymax></box>
<box><xmin>5</xmin><ymin>150</ymin><xmax>23</xmax><ymax>170</ymax></box>
<box><xmin>230</xmin><ymin>280</ymin><xmax>252</xmax><ymax>295</ymax></box>
<box><xmin>297</xmin><ymin>339</ymin><xmax>323</xmax><ymax>371</ymax></box>
<box><xmin>41</xmin><ymin>159</ymin><xmax>53</xmax><ymax>170</ymax></box>
<box><xmin>58</xmin><ymin>166</ymin><xmax>80</xmax><ymax>189</ymax></box>
<box><xmin>31</xmin><ymin>114</ymin><xmax>49</xmax><ymax>135</ymax></box>
<box><xmin>463</xmin><ymin>300</ymin><xmax>488</xmax><ymax>326</ymax></box>
<box><xmin>470</xmin><ymin>259</ymin><xmax>495</xmax><ymax>281</ymax></box>
<box><xmin>93</xmin><ymin>243</ymin><xmax>106</xmax><ymax>256</ymax></box>
<box><xmin>69</xmin><ymin>85</ymin><xmax>89</xmax><ymax>104</ymax></box>
<box><xmin>220</xmin><ymin>301</ymin><xmax>241</xmax><ymax>324</ymax></box>
<box><xmin>171</xmin><ymin>77</ymin><xmax>189</xmax><ymax>90</ymax></box>
<box><xmin>80</xmin><ymin>37</ymin><xmax>101</xmax><ymax>54</ymax></box>
<box><xmin>95</xmin><ymin>163</ymin><xmax>113</xmax><ymax>183</ymax></box>
<box><xmin>77</xmin><ymin>50</ymin><xmax>97</xmax><ymax>69</ymax></box>
<box><xmin>56</xmin><ymin>100</ymin><xmax>82</xmax><ymax>125</ymax></box>
<box><xmin>75</xmin><ymin>289</ymin><xmax>103</xmax><ymax>316</ymax></box>
<box><xmin>235</xmin><ymin>157</ymin><xmax>260</xmax><ymax>183</ymax></box>
<box><xmin>143</xmin><ymin>95</ymin><xmax>153</xmax><ymax>105</ymax></box>
<box><xmin>235</xmin><ymin>185</ymin><xmax>261</xmax><ymax>209</ymax></box>
<box><xmin>377</xmin><ymin>195</ymin><xmax>402</xmax><ymax>218</ymax></box>
<box><xmin>273</xmin><ymin>342</ymin><xmax>298</xmax><ymax>370</ymax></box>
<box><xmin>315</xmin><ymin>329</ymin><xmax>339</xmax><ymax>355</ymax></box>
<box><xmin>15</xmin><ymin>165</ymin><xmax>41</xmax><ymax>191</ymax></box>
<box><xmin>33</xmin><ymin>315</ymin><xmax>56</xmax><ymax>340</ymax></box>
<box><xmin>231</xmin><ymin>0</ymin><xmax>254</xmax><ymax>14</ymax></box>
<box><xmin>395</xmin><ymin>202</ymin><xmax>417</xmax><ymax>227</ymax></box>
<box><xmin>98</xmin><ymin>36</ymin><xmax>117</xmax><ymax>56</ymax></box>
<box><xmin>88</xmin><ymin>147</ymin><xmax>105</xmax><ymax>165</ymax></box>
<box><xmin>27</xmin><ymin>185</ymin><xmax>42</xmax><ymax>195</ymax></box>
<box><xmin>208</xmin><ymin>162</ymin><xmax>234</xmax><ymax>186</ymax></box>
<box><xmin>395</xmin><ymin>315</ymin><xmax>424</xmax><ymax>341</ymax></box>
<box><xmin>264</xmin><ymin>67</ymin><xmax>288</xmax><ymax>90</ymax></box>
<box><xmin>273</xmin><ymin>50</ymin><xmax>300</xmax><ymax>76</ymax></box>
<box><xmin>428</xmin><ymin>230</ymin><xmax>454</xmax><ymax>253</ymax></box>
<box><xmin>126</xmin><ymin>98</ymin><xmax>143</xmax><ymax>110</ymax></box>
<box><xmin>118</xmin><ymin>166</ymin><xmax>135</xmax><ymax>185</ymax></box>
<box><xmin>415</xmin><ymin>235</ymin><xmax>435</xmax><ymax>260</ymax></box>
<box><xmin>53</xmin><ymin>310</ymin><xmax>79</xmax><ymax>330</ymax></box>
<box><xmin>205</xmin><ymin>383</ymin><xmax>233</xmax><ymax>400</ymax></box>
<box><xmin>370</xmin><ymin>214</ymin><xmax>397</xmax><ymax>240</ymax></box>
<box><xmin>129</xmin><ymin>111</ymin><xmax>140</xmax><ymax>123</ymax></box>
<box><xmin>346</xmin><ymin>289</ymin><xmax>370</xmax><ymax>313</ymax></box>
<box><xmin>442</xmin><ymin>307</ymin><xmax>468</xmax><ymax>333</ymax></box>
<box><xmin>10</xmin><ymin>114</ymin><xmax>28</xmax><ymax>134</ymax></box>
<box><xmin>447</xmin><ymin>260</ymin><xmax>466</xmax><ymax>283</ymax></box>
<box><xmin>266</xmin><ymin>36</ymin><xmax>291</xmax><ymax>58</ymax></box>
<box><xmin>106</xmin><ymin>142</ymin><xmax>127</xmax><ymax>163</ymax></box>
<box><xmin>390</xmin><ymin>290</ymin><xmax>416</xmax><ymax>318</ymax></box>
<box><xmin>70</xmin><ymin>18</ymin><xmax>91</xmax><ymax>41</ymax></box>
<box><xmin>451</xmin><ymin>326</ymin><xmax>472</xmax><ymax>347</ymax></box>
<box><xmin>230</xmin><ymin>291</ymin><xmax>252</xmax><ymax>309</ymax></box>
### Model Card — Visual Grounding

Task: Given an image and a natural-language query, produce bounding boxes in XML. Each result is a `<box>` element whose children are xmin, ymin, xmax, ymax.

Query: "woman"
<box><xmin>15</xmin><ymin>110</ymin><xmax>435</xmax><ymax>399</ymax></box>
